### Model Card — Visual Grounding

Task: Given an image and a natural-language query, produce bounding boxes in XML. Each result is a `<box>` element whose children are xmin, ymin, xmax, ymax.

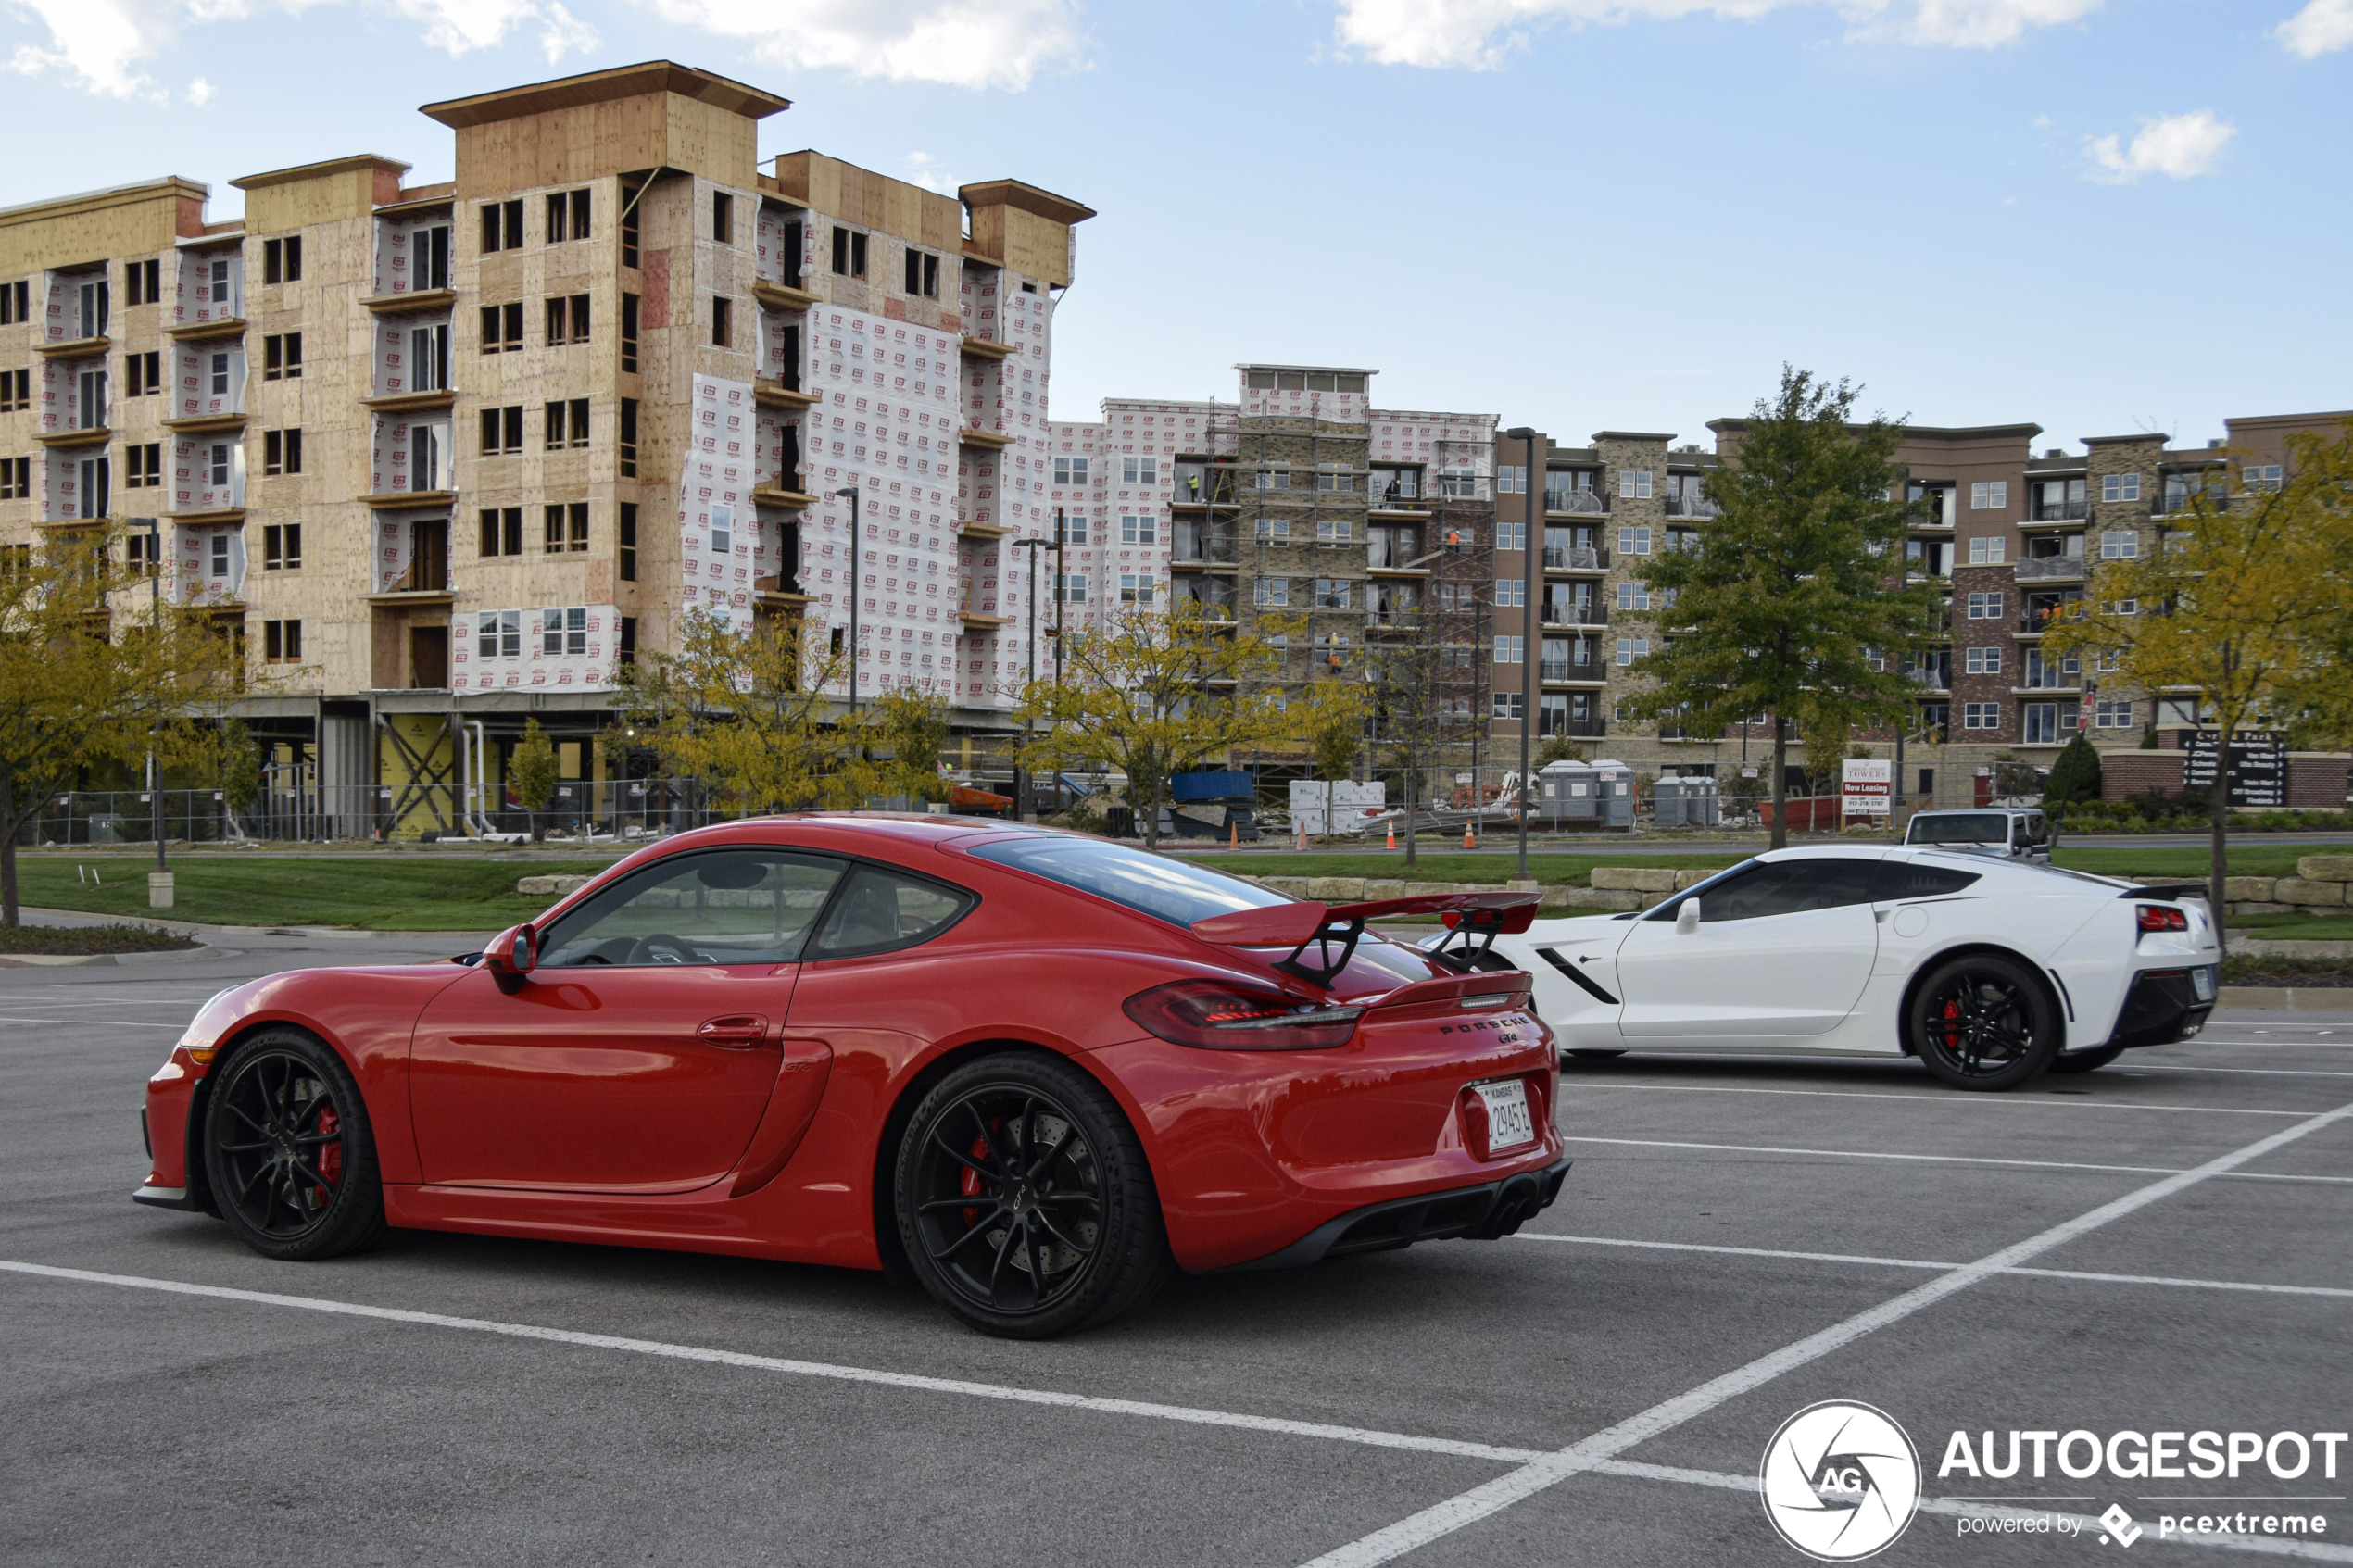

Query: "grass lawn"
<box><xmin>14</xmin><ymin>856</ymin><xmax>609</xmax><ymax>931</ymax></box>
<box><xmin>2230</xmin><ymin>913</ymin><xmax>2353</xmax><ymax>941</ymax></box>
<box><xmin>2049</xmin><ymin>844</ymin><xmax>2353</xmax><ymax>879</ymax></box>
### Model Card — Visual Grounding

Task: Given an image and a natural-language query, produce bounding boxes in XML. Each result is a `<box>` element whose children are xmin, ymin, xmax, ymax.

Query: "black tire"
<box><xmin>2050</xmin><ymin>1044</ymin><xmax>2127</xmax><ymax>1074</ymax></box>
<box><xmin>203</xmin><ymin>1029</ymin><xmax>386</xmax><ymax>1261</ymax></box>
<box><xmin>893</xmin><ymin>1052</ymin><xmax>1172</xmax><ymax>1339</ymax></box>
<box><xmin>1907</xmin><ymin>954</ymin><xmax>2062</xmax><ymax>1091</ymax></box>
<box><xmin>1567</xmin><ymin>1049</ymin><xmax>1628</xmax><ymax>1060</ymax></box>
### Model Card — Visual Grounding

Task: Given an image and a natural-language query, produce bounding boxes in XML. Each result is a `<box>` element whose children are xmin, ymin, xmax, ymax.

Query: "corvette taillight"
<box><xmin>1123</xmin><ymin>980</ymin><xmax>1363</xmax><ymax>1050</ymax></box>
<box><xmin>2137</xmin><ymin>904</ymin><xmax>2190</xmax><ymax>934</ymax></box>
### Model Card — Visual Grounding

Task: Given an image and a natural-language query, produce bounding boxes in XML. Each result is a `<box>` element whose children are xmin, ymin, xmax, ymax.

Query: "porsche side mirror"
<box><xmin>484</xmin><ymin>923</ymin><xmax>538</xmax><ymax>993</ymax></box>
<box><xmin>1674</xmin><ymin>899</ymin><xmax>1702</xmax><ymax>935</ymax></box>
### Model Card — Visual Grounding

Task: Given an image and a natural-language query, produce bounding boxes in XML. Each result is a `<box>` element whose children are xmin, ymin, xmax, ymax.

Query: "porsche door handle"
<box><xmin>697</xmin><ymin>1013</ymin><xmax>771</xmax><ymax>1047</ymax></box>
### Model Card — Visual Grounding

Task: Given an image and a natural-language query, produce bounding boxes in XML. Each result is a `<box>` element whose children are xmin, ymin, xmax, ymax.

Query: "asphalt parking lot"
<box><xmin>3</xmin><ymin>937</ymin><xmax>2347</xmax><ymax>1566</ymax></box>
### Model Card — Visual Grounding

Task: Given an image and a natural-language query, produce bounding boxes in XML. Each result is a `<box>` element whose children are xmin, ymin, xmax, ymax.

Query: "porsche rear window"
<box><xmin>967</xmin><ymin>837</ymin><xmax>1290</xmax><ymax>927</ymax></box>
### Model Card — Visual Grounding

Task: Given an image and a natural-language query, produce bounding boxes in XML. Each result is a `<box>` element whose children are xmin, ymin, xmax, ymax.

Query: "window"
<box><xmin>1058</xmin><ymin>573</ymin><xmax>1088</xmax><ymax>604</ymax></box>
<box><xmin>545</xmin><ymin>398</ymin><xmax>591</xmax><ymax>451</ymax></box>
<box><xmin>1121</xmin><ymin>455</ymin><xmax>1158</xmax><ymax>485</ymax></box>
<box><xmin>409</xmin><ymin>322</ymin><xmax>449</xmax><ymax>393</ymax></box>
<box><xmin>619</xmin><ymin>616</ymin><xmax>637</xmax><ymax>665</ymax></box>
<box><xmin>1962</xmin><ymin>701</ymin><xmax>2002</xmax><ymax>731</ymax></box>
<box><xmin>478</xmin><ymin>608</ymin><xmax>522</xmax><ymax>658</ymax></box>
<box><xmin>1616</xmin><ymin>581</ymin><xmax>1651</xmax><ymax>611</ymax></box>
<box><xmin>2095</xmin><ymin>698</ymin><xmax>2133</xmax><ymax>729</ymax></box>
<box><xmin>479</xmin><ymin>507</ymin><xmax>524</xmax><ymax>558</ymax></box>
<box><xmin>619</xmin><ymin>502</ymin><xmax>637</xmax><ymax>582</ymax></box>
<box><xmin>261</xmin><ymin>522</ymin><xmax>301</xmax><ymax>571</ymax></box>
<box><xmin>1254</xmin><ymin>516</ymin><xmax>1290</xmax><ymax>542</ymax></box>
<box><xmin>124</xmin><ymin>350</ymin><xmax>160</xmax><ymax>397</ymax></box>
<box><xmin>1053</xmin><ymin>457</ymin><xmax>1089</xmax><ymax>486</ymax></box>
<box><xmin>262</xmin><ymin>428</ymin><xmax>303</xmax><ymax>476</ymax></box>
<box><xmin>1614</xmin><ymin>636</ymin><xmax>1648</xmax><ymax>666</ymax></box>
<box><xmin>1493</xmin><ymin>578</ymin><xmax>1524</xmax><ymax>608</ymax></box>
<box><xmin>1617</xmin><ymin>524</ymin><xmax>1653</xmax><ymax>555</ymax></box>
<box><xmin>261</xmin><ymin>236</ymin><xmax>303</xmax><ymax>284</ymax></box>
<box><xmin>1253</xmin><ymin>577</ymin><xmax>1289</xmax><ymax>608</ymax></box>
<box><xmin>1315</xmin><ymin>578</ymin><xmax>1351</xmax><ymax>609</ymax></box>
<box><xmin>2098</xmin><ymin>530</ymin><xmax>2139</xmax><ymax>560</ymax></box>
<box><xmin>831</xmin><ymin>226</ymin><xmax>868</xmax><ymax>277</ymax></box>
<box><xmin>125</xmin><ymin>532</ymin><xmax>158</xmax><ymax>576</ymax></box>
<box><xmin>481</xmin><ymin>198</ymin><xmax>524</xmax><ymax>253</ymax></box>
<box><xmin>481</xmin><ymin>304</ymin><xmax>523</xmax><ymax>354</ymax></box>
<box><xmin>0</xmin><ymin>368</ymin><xmax>27</xmax><ymax>411</ymax></box>
<box><xmin>207</xmin><ymin>442</ymin><xmax>233</xmax><ymax>486</ymax></box>
<box><xmin>903</xmin><ymin>247</ymin><xmax>939</xmax><ymax>297</ymax></box>
<box><xmin>1494</xmin><ymin>634</ymin><xmax>1523</xmax><ymax>664</ymax></box>
<box><xmin>619</xmin><ymin>398</ymin><xmax>638</xmax><ymax>478</ymax></box>
<box><xmin>261</xmin><ymin>619</ymin><xmax>302</xmax><ymax>663</ymax></box>
<box><xmin>124</xmin><ymin>257</ymin><xmax>162</xmax><ymax>305</ymax></box>
<box><xmin>1254</xmin><ymin>467</ymin><xmax>1289</xmax><ymax>490</ymax></box>
<box><xmin>1493</xmin><ymin>521</ymin><xmax>1524</xmax><ymax>552</ymax></box>
<box><xmin>2100</xmin><ymin>472</ymin><xmax>2142</xmax><ymax>504</ymax></box>
<box><xmin>415</xmin><ymin>225</ymin><xmax>451</xmax><ymax>291</ymax></box>
<box><xmin>206</xmin><ymin>350</ymin><xmax>231</xmax><ymax>396</ymax></box>
<box><xmin>1618</xmin><ymin>470</ymin><xmax>1653</xmax><ymax>499</ymax></box>
<box><xmin>480</xmin><ymin>405</ymin><xmax>524</xmax><ymax>456</ymax></box>
<box><xmin>1969</xmin><ymin>480</ymin><xmax>2007</xmax><ymax>510</ymax></box>
<box><xmin>2244</xmin><ymin>463</ymin><xmax>2283</xmax><ymax>492</ymax></box>
<box><xmin>262</xmin><ymin>332</ymin><xmax>303</xmax><ymax>379</ymax></box>
<box><xmin>542</xmin><ymin>189</ymin><xmax>590</xmax><ymax>244</ymax></box>
<box><xmin>2022</xmin><ymin>702</ymin><xmax>2070</xmax><ymax>745</ymax></box>
<box><xmin>619</xmin><ymin>293</ymin><xmax>640</xmax><ymax>374</ymax></box>
<box><xmin>123</xmin><ymin>443</ymin><xmax>161</xmax><ymax>489</ymax></box>
<box><xmin>1964</xmin><ymin>645</ymin><xmax>2002</xmax><ymax>676</ymax></box>
<box><xmin>1496</xmin><ymin>464</ymin><xmax>1527</xmax><ymax>495</ymax></box>
<box><xmin>1055</xmin><ymin>514</ymin><xmax>1088</xmax><ymax>546</ymax></box>
<box><xmin>1120</xmin><ymin>573</ymin><xmax>1155</xmax><ymax>605</ymax></box>
<box><xmin>541</xmin><ymin>850</ymin><xmax>851</xmax><ymax>967</ymax></box>
<box><xmin>0</xmin><ymin>457</ymin><xmax>30</xmax><ymax>498</ymax></box>
<box><xmin>1492</xmin><ymin>692</ymin><xmax>1525</xmax><ymax>720</ymax></box>
<box><xmin>540</xmin><ymin>605</ymin><xmax>588</xmax><ymax>655</ymax></box>
<box><xmin>711</xmin><ymin>295</ymin><xmax>732</xmax><ymax>347</ymax></box>
<box><xmin>1119</xmin><ymin>514</ymin><xmax>1155</xmax><ymax>545</ymax></box>
<box><xmin>545</xmin><ymin>503</ymin><xmax>588</xmax><ymax>553</ymax></box>
<box><xmin>546</xmin><ymin>294</ymin><xmax>591</xmax><ymax>345</ymax></box>
<box><xmin>1666</xmin><ymin>859</ymin><xmax>1879</xmax><ymax>923</ymax></box>
<box><xmin>619</xmin><ymin>182</ymin><xmax>642</xmax><ymax>269</ymax></box>
<box><xmin>1965</xmin><ymin>590</ymin><xmax>2005</xmax><ymax>620</ymax></box>
<box><xmin>0</xmin><ymin>280</ymin><xmax>26</xmax><ymax>323</ymax></box>
<box><xmin>1968</xmin><ymin>536</ymin><xmax>2007</xmax><ymax>564</ymax></box>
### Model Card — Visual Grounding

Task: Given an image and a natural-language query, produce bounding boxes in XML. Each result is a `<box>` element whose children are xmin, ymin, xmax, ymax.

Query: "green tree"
<box><xmin>2044</xmin><ymin>732</ymin><xmax>2104</xmax><ymax>821</ymax></box>
<box><xmin>1294</xmin><ymin>676</ymin><xmax>1370</xmax><ymax>842</ymax></box>
<box><xmin>612</xmin><ymin>608</ymin><xmax>872</xmax><ymax>816</ymax></box>
<box><xmin>1624</xmin><ymin>368</ymin><xmax>1945</xmax><ymax>847</ymax></box>
<box><xmin>2046</xmin><ymin>422</ymin><xmax>2353</xmax><ymax>933</ymax></box>
<box><xmin>0</xmin><ymin>531</ymin><xmax>233</xmax><ymax>923</ymax></box>
<box><xmin>1016</xmin><ymin>605</ymin><xmax>1292</xmax><ymax>849</ymax></box>
<box><xmin>509</xmin><ymin>718</ymin><xmax>560</xmax><ymax>839</ymax></box>
<box><xmin>869</xmin><ymin>687</ymin><xmax>952</xmax><ymax>808</ymax></box>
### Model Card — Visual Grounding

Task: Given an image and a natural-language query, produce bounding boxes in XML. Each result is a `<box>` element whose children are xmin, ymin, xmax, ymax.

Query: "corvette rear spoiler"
<box><xmin>1191</xmin><ymin>891</ymin><xmax>1541</xmax><ymax>986</ymax></box>
<box><xmin>2126</xmin><ymin>884</ymin><xmax>2211</xmax><ymax>901</ymax></box>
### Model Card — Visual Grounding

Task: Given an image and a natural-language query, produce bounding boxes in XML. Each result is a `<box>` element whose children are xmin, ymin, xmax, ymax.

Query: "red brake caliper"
<box><xmin>1941</xmin><ymin>997</ymin><xmax>1961</xmax><ymax>1049</ymax></box>
<box><xmin>316</xmin><ymin>1103</ymin><xmax>343</xmax><ymax>1187</ymax></box>
<box><xmin>959</xmin><ymin>1132</ymin><xmax>990</xmax><ymax>1226</ymax></box>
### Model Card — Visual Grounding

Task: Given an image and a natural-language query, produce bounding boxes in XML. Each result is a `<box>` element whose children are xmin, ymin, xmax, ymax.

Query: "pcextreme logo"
<box><xmin>1760</xmin><ymin>1401</ymin><xmax>1923</xmax><ymax>1562</ymax></box>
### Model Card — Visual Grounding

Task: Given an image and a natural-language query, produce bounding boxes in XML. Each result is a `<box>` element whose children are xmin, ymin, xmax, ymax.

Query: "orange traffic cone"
<box><xmin>1296</xmin><ymin>822</ymin><xmax>1309</xmax><ymax>851</ymax></box>
<box><xmin>1463</xmin><ymin>820</ymin><xmax>1476</xmax><ymax>850</ymax></box>
<box><xmin>1386</xmin><ymin>822</ymin><xmax>1396</xmax><ymax>850</ymax></box>
<box><xmin>1228</xmin><ymin>821</ymin><xmax>1239</xmax><ymax>850</ymax></box>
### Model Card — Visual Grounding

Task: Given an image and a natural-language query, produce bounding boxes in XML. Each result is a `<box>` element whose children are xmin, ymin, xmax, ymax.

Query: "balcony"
<box><xmin>1539</xmin><ymin>661</ymin><xmax>1605</xmax><ymax>684</ymax></box>
<box><xmin>2155</xmin><ymin>484</ymin><xmax>2223</xmax><ymax>516</ymax></box>
<box><xmin>1173</xmin><ymin>465</ymin><xmax>1239</xmax><ymax>507</ymax></box>
<box><xmin>1541</xmin><ymin>716</ymin><xmax>1609</xmax><ymax>739</ymax></box>
<box><xmin>2016</xmin><ymin>605</ymin><xmax>2082</xmax><ymax>635</ymax></box>
<box><xmin>2028</xmin><ymin>499</ymin><xmax>2089</xmax><ymax>522</ymax></box>
<box><xmin>1542</xmin><ymin>546</ymin><xmax>1610</xmax><ymax>571</ymax></box>
<box><xmin>1544</xmin><ymin>489</ymin><xmax>1607</xmax><ymax>516</ymax></box>
<box><xmin>1662</xmin><ymin>495</ymin><xmax>1718</xmax><ymax>519</ymax></box>
<box><xmin>2014</xmin><ymin>556</ymin><xmax>2086</xmax><ymax>583</ymax></box>
<box><xmin>1542</xmin><ymin>600</ymin><xmax>1607</xmax><ymax>627</ymax></box>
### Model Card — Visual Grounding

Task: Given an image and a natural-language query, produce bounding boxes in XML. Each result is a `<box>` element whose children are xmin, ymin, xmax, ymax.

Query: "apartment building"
<box><xmin>1043</xmin><ymin>366</ymin><xmax>1496</xmax><ymax>772</ymax></box>
<box><xmin>0</xmin><ymin>60</ymin><xmax>1089</xmax><ymax>828</ymax></box>
<box><xmin>1488</xmin><ymin>410</ymin><xmax>2350</xmax><ymax>805</ymax></box>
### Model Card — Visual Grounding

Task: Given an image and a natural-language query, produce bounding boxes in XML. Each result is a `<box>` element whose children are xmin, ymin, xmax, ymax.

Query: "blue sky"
<box><xmin>7</xmin><ymin>0</ymin><xmax>2347</xmax><ymax>450</ymax></box>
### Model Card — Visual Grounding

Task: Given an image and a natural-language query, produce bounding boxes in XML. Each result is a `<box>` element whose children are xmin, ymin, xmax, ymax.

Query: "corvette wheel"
<box><xmin>1908</xmin><ymin>956</ymin><xmax>2060</xmax><ymax>1091</ymax></box>
<box><xmin>895</xmin><ymin>1053</ymin><xmax>1171</xmax><ymax>1339</ymax></box>
<box><xmin>2050</xmin><ymin>1045</ymin><xmax>2127</xmax><ymax>1074</ymax></box>
<box><xmin>203</xmin><ymin>1030</ymin><xmax>385</xmax><ymax>1261</ymax></box>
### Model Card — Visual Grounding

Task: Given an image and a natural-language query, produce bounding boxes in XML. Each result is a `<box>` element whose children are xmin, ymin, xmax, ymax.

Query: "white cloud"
<box><xmin>5</xmin><ymin>0</ymin><xmax>598</xmax><ymax>99</ymax></box>
<box><xmin>1331</xmin><ymin>0</ymin><xmax>2100</xmax><ymax>67</ymax></box>
<box><xmin>2277</xmin><ymin>0</ymin><xmax>2353</xmax><ymax>56</ymax></box>
<box><xmin>635</xmin><ymin>0</ymin><xmax>1084</xmax><ymax>90</ymax></box>
<box><xmin>2084</xmin><ymin>108</ymin><xmax>2235</xmax><ymax>183</ymax></box>
<box><xmin>903</xmin><ymin>151</ymin><xmax>958</xmax><ymax>194</ymax></box>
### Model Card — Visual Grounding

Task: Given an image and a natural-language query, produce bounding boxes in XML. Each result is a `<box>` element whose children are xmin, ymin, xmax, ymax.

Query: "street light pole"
<box><xmin>134</xmin><ymin>516</ymin><xmax>167</xmax><ymax>876</ymax></box>
<box><xmin>1013</xmin><ymin>534</ymin><xmax>1051</xmax><ymax>819</ymax></box>
<box><xmin>833</xmin><ymin>485</ymin><xmax>862</xmax><ymax>717</ymax></box>
<box><xmin>1504</xmin><ymin>428</ymin><xmax>1541</xmax><ymax>881</ymax></box>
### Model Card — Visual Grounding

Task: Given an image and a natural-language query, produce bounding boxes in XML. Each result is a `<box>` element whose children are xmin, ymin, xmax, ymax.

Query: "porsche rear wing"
<box><xmin>1190</xmin><ymin>891</ymin><xmax>1541</xmax><ymax>987</ymax></box>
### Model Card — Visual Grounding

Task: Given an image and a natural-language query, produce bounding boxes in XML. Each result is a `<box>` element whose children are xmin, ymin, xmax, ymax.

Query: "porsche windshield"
<box><xmin>968</xmin><ymin>836</ymin><xmax>1290</xmax><ymax>927</ymax></box>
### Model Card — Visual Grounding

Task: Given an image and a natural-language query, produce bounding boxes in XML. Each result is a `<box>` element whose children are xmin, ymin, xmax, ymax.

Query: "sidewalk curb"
<box><xmin>17</xmin><ymin>908</ymin><xmax>499</xmax><ymax>942</ymax></box>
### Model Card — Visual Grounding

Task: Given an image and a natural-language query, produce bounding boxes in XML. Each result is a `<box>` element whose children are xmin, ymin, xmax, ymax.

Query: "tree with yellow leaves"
<box><xmin>2045</xmin><ymin>420</ymin><xmax>2353</xmax><ymax>931</ymax></box>
<box><xmin>1293</xmin><ymin>675</ymin><xmax>1372</xmax><ymax>843</ymax></box>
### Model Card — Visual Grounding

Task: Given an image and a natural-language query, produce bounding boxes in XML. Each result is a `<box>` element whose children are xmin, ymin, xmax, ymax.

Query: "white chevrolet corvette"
<box><xmin>1431</xmin><ymin>845</ymin><xmax>2221</xmax><ymax>1090</ymax></box>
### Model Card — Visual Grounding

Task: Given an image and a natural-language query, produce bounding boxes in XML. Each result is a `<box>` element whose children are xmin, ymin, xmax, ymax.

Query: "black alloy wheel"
<box><xmin>1908</xmin><ymin>955</ymin><xmax>2061</xmax><ymax>1091</ymax></box>
<box><xmin>203</xmin><ymin>1030</ymin><xmax>385</xmax><ymax>1261</ymax></box>
<box><xmin>896</xmin><ymin>1053</ymin><xmax>1171</xmax><ymax>1338</ymax></box>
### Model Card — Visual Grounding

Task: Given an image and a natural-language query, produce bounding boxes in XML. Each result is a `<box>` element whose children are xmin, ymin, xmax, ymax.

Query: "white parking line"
<box><xmin>1567</xmin><ymin>1084</ymin><xmax>2311</xmax><ymax>1115</ymax></box>
<box><xmin>2151</xmin><ymin>1066</ymin><xmax>2353</xmax><ymax>1079</ymax></box>
<box><xmin>1557</xmin><ymin>1135</ymin><xmax>2353</xmax><ymax>1185</ymax></box>
<box><xmin>1515</xmin><ymin>1234</ymin><xmax>2353</xmax><ymax>1298</ymax></box>
<box><xmin>1297</xmin><ymin>1097</ymin><xmax>2353</xmax><ymax>1568</ymax></box>
<box><xmin>0</xmin><ymin>1260</ymin><xmax>1546</xmax><ymax>1466</ymax></box>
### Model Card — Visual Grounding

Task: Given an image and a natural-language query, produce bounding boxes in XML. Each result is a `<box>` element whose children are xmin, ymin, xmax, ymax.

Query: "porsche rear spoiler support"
<box><xmin>1190</xmin><ymin>891</ymin><xmax>1541</xmax><ymax>987</ymax></box>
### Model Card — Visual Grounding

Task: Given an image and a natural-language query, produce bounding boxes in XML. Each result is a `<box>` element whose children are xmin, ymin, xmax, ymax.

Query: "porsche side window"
<box><xmin>537</xmin><ymin>851</ymin><xmax>846</xmax><ymax>967</ymax></box>
<box><xmin>809</xmin><ymin>866</ymin><xmax>976</xmax><ymax>960</ymax></box>
<box><xmin>1871</xmin><ymin>861</ymin><xmax>1982</xmax><ymax>901</ymax></box>
<box><xmin>1681</xmin><ymin>859</ymin><xmax>1879</xmax><ymax>922</ymax></box>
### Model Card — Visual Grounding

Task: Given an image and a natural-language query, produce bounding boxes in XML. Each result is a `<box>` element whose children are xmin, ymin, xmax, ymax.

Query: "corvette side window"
<box><xmin>1688</xmin><ymin>859</ymin><xmax>1880</xmax><ymax>922</ymax></box>
<box><xmin>809</xmin><ymin>865</ymin><xmax>976</xmax><ymax>960</ymax></box>
<box><xmin>537</xmin><ymin>850</ymin><xmax>845</xmax><ymax>967</ymax></box>
<box><xmin>1870</xmin><ymin>861</ymin><xmax>1982</xmax><ymax>901</ymax></box>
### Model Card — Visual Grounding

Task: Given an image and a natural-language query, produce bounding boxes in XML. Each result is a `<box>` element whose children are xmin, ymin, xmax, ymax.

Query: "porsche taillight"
<box><xmin>2137</xmin><ymin>904</ymin><xmax>2190</xmax><ymax>934</ymax></box>
<box><xmin>1123</xmin><ymin>980</ymin><xmax>1363</xmax><ymax>1050</ymax></box>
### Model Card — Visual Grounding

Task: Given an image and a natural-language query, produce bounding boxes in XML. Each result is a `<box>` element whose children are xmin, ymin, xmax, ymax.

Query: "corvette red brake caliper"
<box><xmin>1941</xmin><ymin>997</ymin><xmax>1961</xmax><ymax>1049</ymax></box>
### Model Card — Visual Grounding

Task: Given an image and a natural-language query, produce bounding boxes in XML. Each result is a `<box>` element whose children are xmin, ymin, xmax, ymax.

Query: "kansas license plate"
<box><xmin>1476</xmin><ymin>1079</ymin><xmax>1537</xmax><ymax>1151</ymax></box>
<box><xmin>2192</xmin><ymin>967</ymin><xmax>2215</xmax><ymax>1002</ymax></box>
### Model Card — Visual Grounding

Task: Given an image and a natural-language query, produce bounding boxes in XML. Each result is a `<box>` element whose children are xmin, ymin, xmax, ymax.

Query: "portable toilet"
<box><xmin>1689</xmin><ymin>775</ymin><xmax>1722</xmax><ymax>828</ymax></box>
<box><xmin>1538</xmin><ymin>759</ymin><xmax>1595</xmax><ymax>822</ymax></box>
<box><xmin>1591</xmin><ymin>759</ymin><xmax>1635</xmax><ymax>828</ymax></box>
<box><xmin>1653</xmin><ymin>776</ymin><xmax>1687</xmax><ymax>829</ymax></box>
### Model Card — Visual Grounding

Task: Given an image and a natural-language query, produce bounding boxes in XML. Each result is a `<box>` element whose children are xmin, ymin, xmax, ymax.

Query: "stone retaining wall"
<box><xmin>2206</xmin><ymin>855</ymin><xmax>2353</xmax><ymax>918</ymax></box>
